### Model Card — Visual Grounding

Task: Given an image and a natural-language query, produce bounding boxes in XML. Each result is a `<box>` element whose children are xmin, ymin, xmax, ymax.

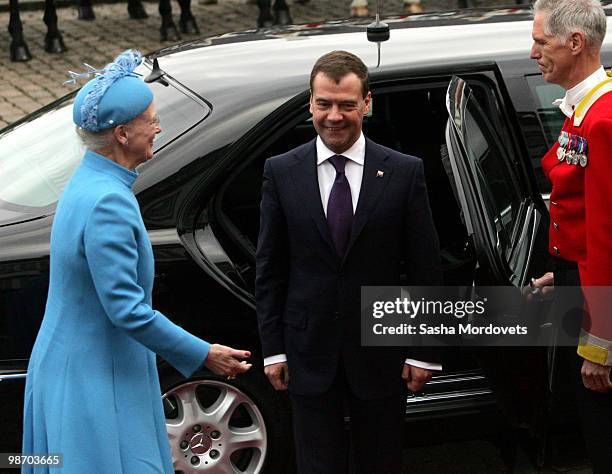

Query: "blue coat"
<box><xmin>22</xmin><ymin>150</ymin><xmax>210</xmax><ymax>473</ymax></box>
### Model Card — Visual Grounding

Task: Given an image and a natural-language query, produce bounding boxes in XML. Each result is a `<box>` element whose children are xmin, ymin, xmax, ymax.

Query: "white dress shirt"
<box><xmin>553</xmin><ymin>66</ymin><xmax>607</xmax><ymax>118</ymax></box>
<box><xmin>263</xmin><ymin>133</ymin><xmax>442</xmax><ymax>371</ymax></box>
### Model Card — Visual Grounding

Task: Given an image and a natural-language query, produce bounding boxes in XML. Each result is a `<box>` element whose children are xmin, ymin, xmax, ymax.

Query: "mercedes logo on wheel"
<box><xmin>189</xmin><ymin>433</ymin><xmax>212</xmax><ymax>455</ymax></box>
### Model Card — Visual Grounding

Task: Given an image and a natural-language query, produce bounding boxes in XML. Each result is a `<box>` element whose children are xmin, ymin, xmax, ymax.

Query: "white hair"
<box><xmin>75</xmin><ymin>125</ymin><xmax>115</xmax><ymax>153</ymax></box>
<box><xmin>533</xmin><ymin>0</ymin><xmax>607</xmax><ymax>49</ymax></box>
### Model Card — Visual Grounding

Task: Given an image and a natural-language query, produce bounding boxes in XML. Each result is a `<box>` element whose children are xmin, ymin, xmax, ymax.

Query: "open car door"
<box><xmin>445</xmin><ymin>75</ymin><xmax>564</xmax><ymax>442</ymax></box>
<box><xmin>444</xmin><ymin>74</ymin><xmax>549</xmax><ymax>287</ymax></box>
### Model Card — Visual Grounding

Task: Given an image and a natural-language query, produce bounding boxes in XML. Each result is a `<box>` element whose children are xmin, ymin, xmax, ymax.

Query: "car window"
<box><xmin>448</xmin><ymin>76</ymin><xmax>533</xmax><ymax>282</ymax></box>
<box><xmin>462</xmin><ymin>97</ymin><xmax>521</xmax><ymax>254</ymax></box>
<box><xmin>0</xmin><ymin>98</ymin><xmax>84</xmax><ymax>215</ymax></box>
<box><xmin>515</xmin><ymin>110</ymin><xmax>551</xmax><ymax>195</ymax></box>
<box><xmin>0</xmin><ymin>95</ymin><xmax>94</xmax><ymax>224</ymax></box>
<box><xmin>525</xmin><ymin>75</ymin><xmax>565</xmax><ymax>148</ymax></box>
<box><xmin>0</xmin><ymin>78</ymin><xmax>208</xmax><ymax>226</ymax></box>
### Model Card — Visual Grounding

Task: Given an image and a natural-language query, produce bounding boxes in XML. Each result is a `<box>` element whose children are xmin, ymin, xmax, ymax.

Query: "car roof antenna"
<box><xmin>367</xmin><ymin>0</ymin><xmax>390</xmax><ymax>68</ymax></box>
<box><xmin>144</xmin><ymin>57</ymin><xmax>169</xmax><ymax>87</ymax></box>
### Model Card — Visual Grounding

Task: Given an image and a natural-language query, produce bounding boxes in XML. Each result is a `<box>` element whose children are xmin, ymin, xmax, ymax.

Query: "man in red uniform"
<box><xmin>530</xmin><ymin>0</ymin><xmax>612</xmax><ymax>471</ymax></box>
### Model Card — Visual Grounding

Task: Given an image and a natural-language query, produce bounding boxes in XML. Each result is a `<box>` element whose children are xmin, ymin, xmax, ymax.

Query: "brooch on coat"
<box><xmin>557</xmin><ymin>131</ymin><xmax>588</xmax><ymax>167</ymax></box>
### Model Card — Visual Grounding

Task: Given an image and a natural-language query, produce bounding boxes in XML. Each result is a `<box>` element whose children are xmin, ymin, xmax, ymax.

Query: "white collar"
<box><xmin>316</xmin><ymin>132</ymin><xmax>365</xmax><ymax>166</ymax></box>
<box><xmin>553</xmin><ymin>66</ymin><xmax>608</xmax><ymax>118</ymax></box>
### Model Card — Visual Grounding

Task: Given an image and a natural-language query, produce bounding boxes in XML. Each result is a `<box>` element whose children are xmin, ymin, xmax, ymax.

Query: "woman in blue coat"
<box><xmin>21</xmin><ymin>50</ymin><xmax>252</xmax><ymax>473</ymax></box>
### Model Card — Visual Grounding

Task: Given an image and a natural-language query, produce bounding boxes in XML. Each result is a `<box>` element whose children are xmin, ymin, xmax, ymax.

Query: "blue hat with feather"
<box><xmin>73</xmin><ymin>50</ymin><xmax>153</xmax><ymax>132</ymax></box>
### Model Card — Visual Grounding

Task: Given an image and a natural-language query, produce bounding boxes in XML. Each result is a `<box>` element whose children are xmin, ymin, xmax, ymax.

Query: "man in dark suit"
<box><xmin>256</xmin><ymin>50</ymin><xmax>441</xmax><ymax>474</ymax></box>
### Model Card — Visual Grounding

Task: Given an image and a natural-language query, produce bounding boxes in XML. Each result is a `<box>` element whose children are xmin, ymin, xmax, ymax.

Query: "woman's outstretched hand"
<box><xmin>204</xmin><ymin>344</ymin><xmax>252</xmax><ymax>378</ymax></box>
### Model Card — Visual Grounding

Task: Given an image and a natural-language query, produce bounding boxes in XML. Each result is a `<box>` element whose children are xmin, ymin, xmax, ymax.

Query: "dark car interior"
<box><xmin>217</xmin><ymin>84</ymin><xmax>476</xmax><ymax>287</ymax></box>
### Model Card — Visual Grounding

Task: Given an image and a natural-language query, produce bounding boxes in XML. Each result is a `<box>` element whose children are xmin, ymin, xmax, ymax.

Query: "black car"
<box><xmin>2</xmin><ymin>5</ymin><xmax>612</xmax><ymax>473</ymax></box>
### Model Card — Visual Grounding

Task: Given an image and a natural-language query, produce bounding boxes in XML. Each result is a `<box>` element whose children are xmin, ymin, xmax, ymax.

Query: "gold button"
<box><xmin>553</xmin><ymin>222</ymin><xmax>559</xmax><ymax>230</ymax></box>
<box><xmin>551</xmin><ymin>201</ymin><xmax>558</xmax><ymax>206</ymax></box>
<box><xmin>553</xmin><ymin>246</ymin><xmax>560</xmax><ymax>255</ymax></box>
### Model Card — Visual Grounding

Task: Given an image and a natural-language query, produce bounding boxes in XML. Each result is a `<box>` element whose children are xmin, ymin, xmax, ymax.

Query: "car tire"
<box><xmin>159</xmin><ymin>365</ymin><xmax>293</xmax><ymax>474</ymax></box>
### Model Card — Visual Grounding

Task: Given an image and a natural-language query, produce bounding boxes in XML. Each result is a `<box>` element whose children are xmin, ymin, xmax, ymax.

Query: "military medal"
<box><xmin>557</xmin><ymin>131</ymin><xmax>589</xmax><ymax>167</ymax></box>
<box><xmin>557</xmin><ymin>131</ymin><xmax>569</xmax><ymax>161</ymax></box>
<box><xmin>568</xmin><ymin>135</ymin><xmax>577</xmax><ymax>164</ymax></box>
<box><xmin>569</xmin><ymin>135</ymin><xmax>578</xmax><ymax>164</ymax></box>
<box><xmin>574</xmin><ymin>136</ymin><xmax>584</xmax><ymax>166</ymax></box>
<box><xmin>565</xmin><ymin>133</ymin><xmax>574</xmax><ymax>164</ymax></box>
<box><xmin>557</xmin><ymin>146</ymin><xmax>565</xmax><ymax>161</ymax></box>
<box><xmin>577</xmin><ymin>135</ymin><xmax>588</xmax><ymax>168</ymax></box>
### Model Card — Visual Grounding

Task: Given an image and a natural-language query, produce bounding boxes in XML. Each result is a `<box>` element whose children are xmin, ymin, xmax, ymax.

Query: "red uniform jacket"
<box><xmin>542</xmin><ymin>81</ymin><xmax>612</xmax><ymax>365</ymax></box>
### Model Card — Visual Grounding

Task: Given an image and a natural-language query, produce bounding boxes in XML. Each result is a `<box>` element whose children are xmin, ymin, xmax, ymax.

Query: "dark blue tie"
<box><xmin>327</xmin><ymin>155</ymin><xmax>353</xmax><ymax>257</ymax></box>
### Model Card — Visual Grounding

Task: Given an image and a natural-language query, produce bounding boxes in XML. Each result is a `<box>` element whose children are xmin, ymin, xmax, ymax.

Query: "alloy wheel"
<box><xmin>163</xmin><ymin>379</ymin><xmax>267</xmax><ymax>473</ymax></box>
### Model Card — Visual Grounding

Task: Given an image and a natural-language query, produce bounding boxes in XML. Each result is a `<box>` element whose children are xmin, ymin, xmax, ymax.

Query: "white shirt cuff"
<box><xmin>265</xmin><ymin>355</ymin><xmax>440</xmax><ymax>370</ymax></box>
<box><xmin>264</xmin><ymin>354</ymin><xmax>287</xmax><ymax>366</ymax></box>
<box><xmin>405</xmin><ymin>358</ymin><xmax>442</xmax><ymax>371</ymax></box>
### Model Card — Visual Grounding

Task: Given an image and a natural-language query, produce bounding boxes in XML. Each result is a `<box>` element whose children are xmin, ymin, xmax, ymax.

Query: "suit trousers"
<box><xmin>289</xmin><ymin>360</ymin><xmax>405</xmax><ymax>474</ymax></box>
<box><xmin>554</xmin><ymin>258</ymin><xmax>612</xmax><ymax>474</ymax></box>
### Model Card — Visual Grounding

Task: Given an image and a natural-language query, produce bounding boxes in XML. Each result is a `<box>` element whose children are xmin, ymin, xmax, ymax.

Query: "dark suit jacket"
<box><xmin>256</xmin><ymin>137</ymin><xmax>441</xmax><ymax>399</ymax></box>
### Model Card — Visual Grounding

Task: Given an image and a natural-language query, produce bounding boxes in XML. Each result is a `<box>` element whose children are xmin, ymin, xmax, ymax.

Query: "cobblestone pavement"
<box><xmin>0</xmin><ymin>0</ymin><xmax>526</xmax><ymax>128</ymax></box>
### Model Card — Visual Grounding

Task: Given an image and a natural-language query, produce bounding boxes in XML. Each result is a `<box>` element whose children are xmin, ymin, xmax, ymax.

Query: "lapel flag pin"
<box><xmin>376</xmin><ymin>170</ymin><xmax>384</xmax><ymax>178</ymax></box>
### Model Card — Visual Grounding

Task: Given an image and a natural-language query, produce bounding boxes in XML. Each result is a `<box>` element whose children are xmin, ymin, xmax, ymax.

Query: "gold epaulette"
<box><xmin>573</xmin><ymin>72</ymin><xmax>612</xmax><ymax>126</ymax></box>
<box><xmin>577</xmin><ymin>329</ymin><xmax>612</xmax><ymax>365</ymax></box>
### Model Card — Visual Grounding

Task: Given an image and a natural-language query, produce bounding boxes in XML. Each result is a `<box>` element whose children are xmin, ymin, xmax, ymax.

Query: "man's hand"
<box><xmin>264</xmin><ymin>362</ymin><xmax>289</xmax><ymax>391</ymax></box>
<box><xmin>523</xmin><ymin>271</ymin><xmax>555</xmax><ymax>301</ymax></box>
<box><xmin>204</xmin><ymin>344</ymin><xmax>252</xmax><ymax>377</ymax></box>
<box><xmin>581</xmin><ymin>359</ymin><xmax>612</xmax><ymax>392</ymax></box>
<box><xmin>402</xmin><ymin>364</ymin><xmax>432</xmax><ymax>393</ymax></box>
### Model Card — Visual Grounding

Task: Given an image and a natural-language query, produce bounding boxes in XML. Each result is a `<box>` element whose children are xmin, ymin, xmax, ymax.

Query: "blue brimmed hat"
<box><xmin>73</xmin><ymin>50</ymin><xmax>153</xmax><ymax>132</ymax></box>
